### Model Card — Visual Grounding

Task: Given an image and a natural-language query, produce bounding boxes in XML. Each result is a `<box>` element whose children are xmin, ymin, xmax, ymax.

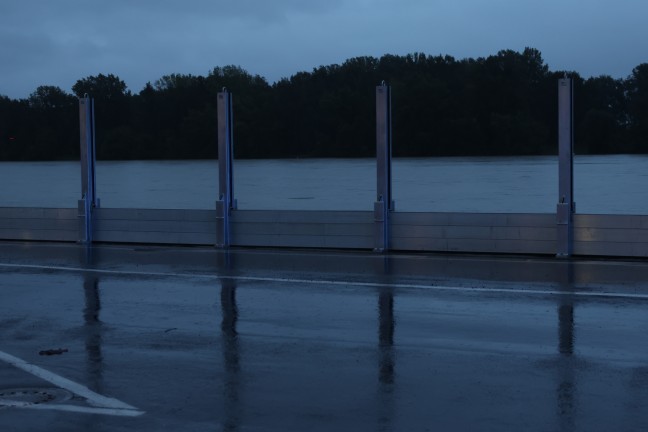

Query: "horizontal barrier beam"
<box><xmin>0</xmin><ymin>207</ymin><xmax>78</xmax><ymax>242</ymax></box>
<box><xmin>2</xmin><ymin>208</ymin><xmax>648</xmax><ymax>258</ymax></box>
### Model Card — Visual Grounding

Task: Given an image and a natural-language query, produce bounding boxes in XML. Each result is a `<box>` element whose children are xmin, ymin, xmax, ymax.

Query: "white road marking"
<box><xmin>1</xmin><ymin>261</ymin><xmax>648</xmax><ymax>300</ymax></box>
<box><xmin>0</xmin><ymin>350</ymin><xmax>144</xmax><ymax>416</ymax></box>
<box><xmin>24</xmin><ymin>404</ymin><xmax>145</xmax><ymax>416</ymax></box>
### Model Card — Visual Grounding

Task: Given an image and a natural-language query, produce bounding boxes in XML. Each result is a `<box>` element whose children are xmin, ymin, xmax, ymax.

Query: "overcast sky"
<box><xmin>1</xmin><ymin>0</ymin><xmax>647</xmax><ymax>99</ymax></box>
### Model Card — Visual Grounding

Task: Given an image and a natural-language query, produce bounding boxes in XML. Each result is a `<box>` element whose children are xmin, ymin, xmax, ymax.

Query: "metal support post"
<box><xmin>216</xmin><ymin>89</ymin><xmax>236</xmax><ymax>248</ymax></box>
<box><xmin>78</xmin><ymin>96</ymin><xmax>99</xmax><ymax>244</ymax></box>
<box><xmin>557</xmin><ymin>78</ymin><xmax>575</xmax><ymax>257</ymax></box>
<box><xmin>374</xmin><ymin>82</ymin><xmax>394</xmax><ymax>252</ymax></box>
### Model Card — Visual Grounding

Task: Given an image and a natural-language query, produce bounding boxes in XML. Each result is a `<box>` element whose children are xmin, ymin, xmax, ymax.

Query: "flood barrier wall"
<box><xmin>2</xmin><ymin>206</ymin><xmax>648</xmax><ymax>258</ymax></box>
<box><xmin>3</xmin><ymin>79</ymin><xmax>646</xmax><ymax>258</ymax></box>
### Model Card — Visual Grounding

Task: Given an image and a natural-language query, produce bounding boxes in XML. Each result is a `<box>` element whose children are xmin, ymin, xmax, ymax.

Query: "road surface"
<box><xmin>1</xmin><ymin>242</ymin><xmax>648</xmax><ymax>431</ymax></box>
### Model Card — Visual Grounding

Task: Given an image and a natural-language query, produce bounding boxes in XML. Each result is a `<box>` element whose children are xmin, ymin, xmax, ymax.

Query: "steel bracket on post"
<box><xmin>78</xmin><ymin>96</ymin><xmax>99</xmax><ymax>244</ymax></box>
<box><xmin>374</xmin><ymin>83</ymin><xmax>394</xmax><ymax>253</ymax></box>
<box><xmin>557</xmin><ymin>78</ymin><xmax>575</xmax><ymax>257</ymax></box>
<box><xmin>216</xmin><ymin>90</ymin><xmax>237</xmax><ymax>248</ymax></box>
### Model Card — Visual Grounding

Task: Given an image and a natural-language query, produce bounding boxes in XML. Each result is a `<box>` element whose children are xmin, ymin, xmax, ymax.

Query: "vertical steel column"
<box><xmin>216</xmin><ymin>90</ymin><xmax>236</xmax><ymax>248</ymax></box>
<box><xmin>557</xmin><ymin>78</ymin><xmax>575</xmax><ymax>257</ymax></box>
<box><xmin>78</xmin><ymin>96</ymin><xmax>99</xmax><ymax>244</ymax></box>
<box><xmin>374</xmin><ymin>83</ymin><xmax>394</xmax><ymax>252</ymax></box>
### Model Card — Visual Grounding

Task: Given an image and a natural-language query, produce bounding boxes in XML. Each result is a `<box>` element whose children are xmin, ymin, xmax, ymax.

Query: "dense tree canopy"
<box><xmin>626</xmin><ymin>64</ymin><xmax>648</xmax><ymax>153</ymax></box>
<box><xmin>1</xmin><ymin>48</ymin><xmax>646</xmax><ymax>161</ymax></box>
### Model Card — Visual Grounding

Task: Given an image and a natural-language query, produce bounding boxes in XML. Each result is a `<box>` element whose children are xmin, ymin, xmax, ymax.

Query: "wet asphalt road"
<box><xmin>1</xmin><ymin>242</ymin><xmax>648</xmax><ymax>431</ymax></box>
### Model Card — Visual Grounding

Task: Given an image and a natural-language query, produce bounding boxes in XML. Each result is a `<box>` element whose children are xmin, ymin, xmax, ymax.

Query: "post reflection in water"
<box><xmin>82</xmin><ymin>247</ymin><xmax>103</xmax><ymax>392</ymax></box>
<box><xmin>80</xmin><ymin>247</ymin><xmax>105</xmax><ymax>432</ymax></box>
<box><xmin>376</xmin><ymin>256</ymin><xmax>394</xmax><ymax>377</ymax></box>
<box><xmin>378</xmin><ymin>288</ymin><xmax>395</xmax><ymax>385</ymax></box>
<box><xmin>83</xmin><ymin>272</ymin><xmax>103</xmax><ymax>389</ymax></box>
<box><xmin>220</xmin><ymin>277</ymin><xmax>240</xmax><ymax>432</ymax></box>
<box><xmin>557</xmin><ymin>262</ymin><xmax>576</xmax><ymax>431</ymax></box>
<box><xmin>378</xmin><ymin>285</ymin><xmax>396</xmax><ymax>430</ymax></box>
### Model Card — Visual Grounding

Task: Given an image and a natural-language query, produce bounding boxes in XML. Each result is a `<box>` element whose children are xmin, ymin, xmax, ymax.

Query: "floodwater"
<box><xmin>1</xmin><ymin>155</ymin><xmax>648</xmax><ymax>213</ymax></box>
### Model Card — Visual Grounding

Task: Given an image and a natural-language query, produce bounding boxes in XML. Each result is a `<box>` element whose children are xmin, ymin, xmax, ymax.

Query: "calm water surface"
<box><xmin>1</xmin><ymin>155</ymin><xmax>647</xmax><ymax>214</ymax></box>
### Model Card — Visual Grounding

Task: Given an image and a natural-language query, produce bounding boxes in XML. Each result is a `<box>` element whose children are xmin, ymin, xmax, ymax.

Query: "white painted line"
<box><xmin>25</xmin><ymin>404</ymin><xmax>145</xmax><ymax>416</ymax></box>
<box><xmin>1</xmin><ymin>261</ymin><xmax>648</xmax><ymax>301</ymax></box>
<box><xmin>0</xmin><ymin>350</ymin><xmax>144</xmax><ymax>416</ymax></box>
<box><xmin>0</xmin><ymin>350</ymin><xmax>135</xmax><ymax>409</ymax></box>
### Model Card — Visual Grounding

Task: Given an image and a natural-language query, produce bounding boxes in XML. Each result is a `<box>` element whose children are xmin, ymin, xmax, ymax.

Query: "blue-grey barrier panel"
<box><xmin>93</xmin><ymin>208</ymin><xmax>217</xmax><ymax>245</ymax></box>
<box><xmin>0</xmin><ymin>208</ymin><xmax>77</xmax><ymax>242</ymax></box>
<box><xmin>391</xmin><ymin>212</ymin><xmax>556</xmax><ymax>254</ymax></box>
<box><xmin>231</xmin><ymin>210</ymin><xmax>374</xmax><ymax>249</ymax></box>
<box><xmin>3</xmin><ymin>208</ymin><xmax>648</xmax><ymax>258</ymax></box>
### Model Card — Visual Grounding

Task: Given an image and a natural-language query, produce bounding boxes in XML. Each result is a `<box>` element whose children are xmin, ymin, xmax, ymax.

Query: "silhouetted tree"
<box><xmin>72</xmin><ymin>74</ymin><xmax>131</xmax><ymax>159</ymax></box>
<box><xmin>202</xmin><ymin>66</ymin><xmax>272</xmax><ymax>158</ymax></box>
<box><xmin>576</xmin><ymin>76</ymin><xmax>628</xmax><ymax>153</ymax></box>
<box><xmin>0</xmin><ymin>49</ymin><xmax>646</xmax><ymax>161</ymax></box>
<box><xmin>26</xmin><ymin>86</ymin><xmax>77</xmax><ymax>159</ymax></box>
<box><xmin>626</xmin><ymin>64</ymin><xmax>648</xmax><ymax>152</ymax></box>
<box><xmin>72</xmin><ymin>73</ymin><xmax>130</xmax><ymax>100</ymax></box>
<box><xmin>28</xmin><ymin>86</ymin><xmax>76</xmax><ymax>110</ymax></box>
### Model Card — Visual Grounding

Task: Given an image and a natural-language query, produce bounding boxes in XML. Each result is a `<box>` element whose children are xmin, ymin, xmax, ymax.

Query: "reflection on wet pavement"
<box><xmin>2</xmin><ymin>244</ymin><xmax>648</xmax><ymax>431</ymax></box>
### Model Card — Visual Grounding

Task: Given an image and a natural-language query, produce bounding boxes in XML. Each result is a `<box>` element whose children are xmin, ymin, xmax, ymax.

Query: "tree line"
<box><xmin>1</xmin><ymin>48</ymin><xmax>647</xmax><ymax>161</ymax></box>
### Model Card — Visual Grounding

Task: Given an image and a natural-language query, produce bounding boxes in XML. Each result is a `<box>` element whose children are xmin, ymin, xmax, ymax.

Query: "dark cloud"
<box><xmin>112</xmin><ymin>0</ymin><xmax>345</xmax><ymax>21</ymax></box>
<box><xmin>0</xmin><ymin>0</ymin><xmax>647</xmax><ymax>99</ymax></box>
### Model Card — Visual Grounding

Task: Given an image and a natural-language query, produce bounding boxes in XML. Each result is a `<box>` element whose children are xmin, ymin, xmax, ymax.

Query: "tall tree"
<box><xmin>626</xmin><ymin>63</ymin><xmax>648</xmax><ymax>152</ymax></box>
<box><xmin>141</xmin><ymin>73</ymin><xmax>211</xmax><ymax>158</ymax></box>
<box><xmin>72</xmin><ymin>73</ymin><xmax>130</xmax><ymax>100</ymax></box>
<box><xmin>72</xmin><ymin>74</ymin><xmax>131</xmax><ymax>159</ymax></box>
<box><xmin>206</xmin><ymin>66</ymin><xmax>272</xmax><ymax>158</ymax></box>
<box><xmin>28</xmin><ymin>86</ymin><xmax>76</xmax><ymax>110</ymax></box>
<box><xmin>0</xmin><ymin>95</ymin><xmax>20</xmax><ymax>159</ymax></box>
<box><xmin>576</xmin><ymin>76</ymin><xmax>627</xmax><ymax>153</ymax></box>
<box><xmin>2</xmin><ymin>49</ymin><xmax>646</xmax><ymax>161</ymax></box>
<box><xmin>27</xmin><ymin>86</ymin><xmax>79</xmax><ymax>160</ymax></box>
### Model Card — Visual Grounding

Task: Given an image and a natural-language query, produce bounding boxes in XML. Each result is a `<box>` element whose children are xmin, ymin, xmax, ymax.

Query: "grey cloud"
<box><xmin>0</xmin><ymin>0</ymin><xmax>347</xmax><ymax>26</ymax></box>
<box><xmin>110</xmin><ymin>0</ymin><xmax>346</xmax><ymax>21</ymax></box>
<box><xmin>1</xmin><ymin>0</ymin><xmax>647</xmax><ymax>99</ymax></box>
<box><xmin>0</xmin><ymin>31</ymin><xmax>58</xmax><ymax>95</ymax></box>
